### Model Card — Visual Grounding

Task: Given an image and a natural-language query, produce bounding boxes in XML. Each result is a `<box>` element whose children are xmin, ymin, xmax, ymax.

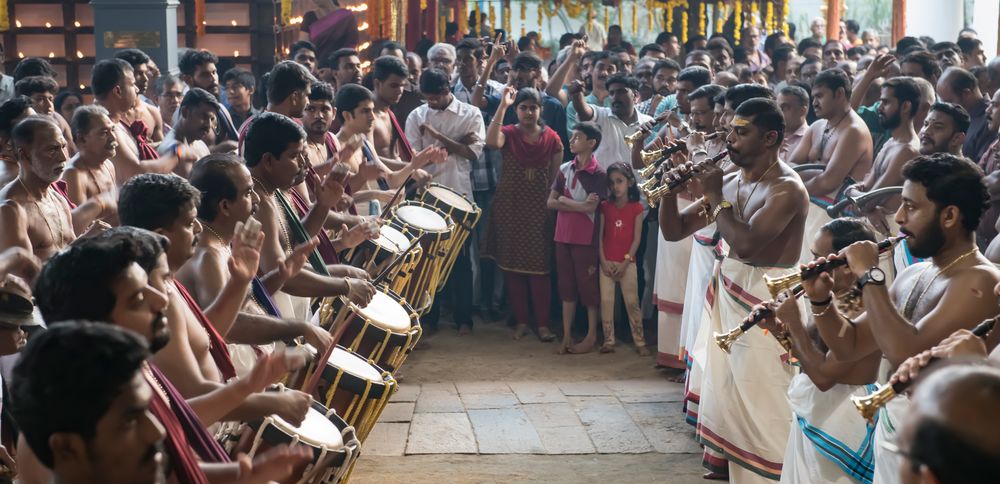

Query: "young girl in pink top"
<box><xmin>598</xmin><ymin>162</ymin><xmax>649</xmax><ymax>355</ymax></box>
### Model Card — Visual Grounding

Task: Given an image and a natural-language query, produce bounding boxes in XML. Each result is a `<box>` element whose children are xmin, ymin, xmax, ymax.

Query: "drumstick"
<box><xmin>379</xmin><ymin>171</ymin><xmax>414</xmax><ymax>219</ymax></box>
<box><xmin>372</xmin><ymin>233</ymin><xmax>425</xmax><ymax>286</ymax></box>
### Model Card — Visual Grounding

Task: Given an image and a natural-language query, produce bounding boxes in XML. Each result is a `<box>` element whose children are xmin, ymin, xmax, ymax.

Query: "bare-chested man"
<box><xmin>845</xmin><ymin>77</ymin><xmax>922</xmax><ymax>236</ymax></box>
<box><xmin>0</xmin><ymin>96</ymin><xmax>36</xmax><ymax>187</ymax></box>
<box><xmin>0</xmin><ymin>117</ymin><xmax>75</xmax><ymax>268</ymax></box>
<box><xmin>117</xmin><ymin>173</ymin><xmax>315</xmax><ymax>427</ymax></box>
<box><xmin>156</xmin><ymin>88</ymin><xmax>216</xmax><ymax>178</ymax></box>
<box><xmin>789</xmin><ymin>68</ymin><xmax>873</xmax><ymax>261</ymax></box>
<box><xmin>180</xmin><ymin>154</ymin><xmax>334</xmax><ymax>376</ymax></box>
<box><xmin>114</xmin><ymin>49</ymin><xmax>165</xmax><ymax>143</ymax></box>
<box><xmin>803</xmin><ymin>153</ymin><xmax>1000</xmax><ymax>482</ymax></box>
<box><xmin>62</xmin><ymin>105</ymin><xmax>118</xmax><ymax>224</ymax></box>
<box><xmin>13</xmin><ymin>75</ymin><xmax>77</xmax><ymax>156</ymax></box>
<box><xmin>370</xmin><ymin>56</ymin><xmax>419</xmax><ymax>161</ymax></box>
<box><xmin>92</xmin><ymin>59</ymin><xmax>188</xmax><ymax>184</ymax></box>
<box><xmin>659</xmin><ymin>99</ymin><xmax>808</xmax><ymax>481</ymax></box>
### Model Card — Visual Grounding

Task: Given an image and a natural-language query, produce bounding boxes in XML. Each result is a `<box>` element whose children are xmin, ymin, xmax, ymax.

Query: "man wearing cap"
<box><xmin>0</xmin><ymin>273</ymin><xmax>41</xmax><ymax>478</ymax></box>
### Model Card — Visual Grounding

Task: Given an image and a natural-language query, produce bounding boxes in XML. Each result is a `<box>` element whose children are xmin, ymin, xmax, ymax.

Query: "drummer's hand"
<box><xmin>236</xmin><ymin>444</ymin><xmax>312</xmax><ymax>484</ymax></box>
<box><xmin>336</xmin><ymin>223</ymin><xmax>371</xmax><ymax>250</ymax></box>
<box><xmin>229</xmin><ymin>220</ymin><xmax>265</xmax><ymax>285</ymax></box>
<box><xmin>412</xmin><ymin>168</ymin><xmax>432</xmax><ymax>185</ymax></box>
<box><xmin>346</xmin><ymin>278</ymin><xmax>376</xmax><ymax>306</ymax></box>
<box><xmin>241</xmin><ymin>349</ymin><xmax>300</xmax><ymax>394</ymax></box>
<box><xmin>299</xmin><ymin>323</ymin><xmax>333</xmax><ymax>356</ymax></box>
<box><xmin>890</xmin><ymin>349</ymin><xmax>934</xmax><ymax>387</ymax></box>
<box><xmin>278</xmin><ymin>237</ymin><xmax>320</xmax><ymax>282</ymax></box>
<box><xmin>270</xmin><ymin>390</ymin><xmax>312</xmax><ymax>427</ymax></box>
<box><xmin>314</xmin><ymin>170</ymin><xmax>346</xmax><ymax>210</ymax></box>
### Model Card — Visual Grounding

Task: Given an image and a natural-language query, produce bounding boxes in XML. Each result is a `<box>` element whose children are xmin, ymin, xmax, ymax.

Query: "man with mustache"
<box><xmin>917</xmin><ymin>102</ymin><xmax>969</xmax><ymax>158</ymax></box>
<box><xmin>114</xmin><ymin>49</ymin><xmax>165</xmax><ymax>144</ymax></box>
<box><xmin>636</xmin><ymin>59</ymin><xmax>680</xmax><ymax>118</ymax></box>
<box><xmin>62</xmin><ymin>105</ymin><xmax>119</xmax><ymax>224</ymax></box>
<box><xmin>117</xmin><ymin>175</ymin><xmax>315</xmax><ymax>426</ymax></box>
<box><xmin>29</xmin><ymin>231</ymin><xmax>312</xmax><ymax>483</ymax></box>
<box><xmin>573</xmin><ymin>74</ymin><xmax>652</xmax><ymax>172</ymax></box>
<box><xmin>659</xmin><ymin>99</ymin><xmax>808</xmax><ymax>481</ymax></box>
<box><xmin>370</xmin><ymin>56</ymin><xmax>417</xmax><ymax>162</ymax></box>
<box><xmin>803</xmin><ymin>153</ymin><xmax>999</xmax><ymax>483</ymax></box>
<box><xmin>157</xmin><ymin>88</ymin><xmax>216</xmax><ymax>178</ymax></box>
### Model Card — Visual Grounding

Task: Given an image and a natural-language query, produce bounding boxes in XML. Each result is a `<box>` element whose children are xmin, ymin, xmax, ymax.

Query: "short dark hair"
<box><xmin>455</xmin><ymin>38</ymin><xmax>485</xmax><ymax>60</ymax></box>
<box><xmin>943</xmin><ymin>66</ymin><xmax>979</xmax><ymax>95</ymax></box>
<box><xmin>822</xmin><ymin>217</ymin><xmax>878</xmax><ymax>252</ymax></box>
<box><xmin>266</xmin><ymin>60</ymin><xmax>316</xmax><ymax>105</ymax></box>
<box><xmin>677</xmin><ymin>66</ymin><xmax>712</xmax><ymax>88</ymax></box>
<box><xmin>813</xmin><ymin>68</ymin><xmax>853</xmax><ymax>97</ymax></box>
<box><xmin>778</xmin><ymin>85</ymin><xmax>810</xmax><ymax>108</ymax></box>
<box><xmin>706</xmin><ymin>37</ymin><xmax>734</xmax><ymax>56</ymax></box>
<box><xmin>222</xmin><ymin>67</ymin><xmax>255</xmax><ymax>90</ymax></box>
<box><xmin>10</xmin><ymin>115</ymin><xmax>59</xmax><ymax>151</ymax></box>
<box><xmin>178</xmin><ymin>49</ymin><xmax>219</xmax><ymax>77</ymax></box>
<box><xmin>70</xmin><ymin>105</ymin><xmax>110</xmax><ymax>140</ymax></box>
<box><xmin>797</xmin><ymin>38</ymin><xmax>823</xmax><ymax>56</ymax></box>
<box><xmin>113</xmin><ymin>48</ymin><xmax>151</xmax><ymax>68</ymax></box>
<box><xmin>688</xmin><ymin>84</ymin><xmax>726</xmax><ymax>108</ymax></box>
<box><xmin>638</xmin><ymin>43</ymin><xmax>665</xmax><ymax>58</ymax></box>
<box><xmin>845</xmin><ymin>20</ymin><xmax>861</xmax><ymax>35</ymax></box>
<box><xmin>379</xmin><ymin>41</ymin><xmax>406</xmax><ymax>55</ymax></box>
<box><xmin>190</xmin><ymin>153</ymin><xmax>244</xmax><ymax>222</ymax></box>
<box><xmin>655</xmin><ymin>32</ymin><xmax>678</xmax><ymax>45</ymax></box>
<box><xmin>10</xmin><ymin>322</ymin><xmax>151</xmax><ymax>468</ymax></box>
<box><xmin>573</xmin><ymin>121</ymin><xmax>602</xmax><ymax>150</ymax></box>
<box><xmin>734</xmin><ymin>98</ymin><xmax>785</xmax><ymax>144</ymax></box>
<box><xmin>12</xmin><ymin>58</ymin><xmax>56</xmax><ymax>83</ymax></box>
<box><xmin>605</xmin><ymin>74</ymin><xmax>640</xmax><ymax>92</ymax></box>
<box><xmin>725</xmin><ymin>83</ymin><xmax>775</xmax><ymax>109</ymax></box>
<box><xmin>895</xmin><ymin>36</ymin><xmax>925</xmax><ymax>56</ymax></box>
<box><xmin>327</xmin><ymin>48</ymin><xmax>359</xmax><ymax>70</ymax></box>
<box><xmin>14</xmin><ymin>76</ymin><xmax>58</xmax><ymax>97</ymax></box>
<box><xmin>0</xmin><ymin>96</ymin><xmax>35</xmax><ymax>138</ymax></box>
<box><xmin>930</xmin><ymin>41</ymin><xmax>960</xmax><ymax>55</ymax></box>
<box><xmin>929</xmin><ymin>102</ymin><xmax>971</xmax><ymax>133</ymax></box>
<box><xmin>901</xmin><ymin>51</ymin><xmax>943</xmax><ymax>81</ymax></box>
<box><xmin>91</xmin><ymin>58</ymin><xmax>133</xmax><ymax>98</ymax></box>
<box><xmin>512</xmin><ymin>51</ymin><xmax>543</xmax><ymax>72</ymax></box>
<box><xmin>308</xmin><ymin>82</ymin><xmax>334</xmax><ymax>105</ymax></box>
<box><xmin>773</xmin><ymin>45</ymin><xmax>796</xmax><ymax>64</ymax></box>
<box><xmin>956</xmin><ymin>37</ymin><xmax>982</xmax><ymax>55</ymax></box>
<box><xmin>180</xmin><ymin>87</ymin><xmax>219</xmax><ymax>113</ymax></box>
<box><xmin>335</xmin><ymin>83</ymin><xmax>375</xmax><ymax>122</ymax></box>
<box><xmin>652</xmin><ymin>59</ymin><xmax>682</xmax><ymax>77</ymax></box>
<box><xmin>119</xmin><ymin>173</ymin><xmax>201</xmax><ymax>231</ymax></box>
<box><xmin>290</xmin><ymin>40</ymin><xmax>317</xmax><ymax>59</ymax></box>
<box><xmin>418</xmin><ymin>68</ymin><xmax>451</xmax><ymax>95</ymax></box>
<box><xmin>243</xmin><ymin>112</ymin><xmax>305</xmax><ymax>168</ymax></box>
<box><xmin>902</xmin><ymin>153</ymin><xmax>988</xmax><ymax>231</ymax></box>
<box><xmin>883</xmin><ymin>77</ymin><xmax>922</xmax><ymax>117</ymax></box>
<box><xmin>54</xmin><ymin>91</ymin><xmax>81</xmax><ymax>115</ymax></box>
<box><xmin>372</xmin><ymin>55</ymin><xmax>408</xmax><ymax>81</ymax></box>
<box><xmin>96</xmin><ymin>226</ymin><xmax>170</xmax><ymax>273</ymax></box>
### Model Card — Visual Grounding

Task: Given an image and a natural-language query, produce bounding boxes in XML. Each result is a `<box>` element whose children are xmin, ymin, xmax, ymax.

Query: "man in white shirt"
<box><xmin>570</xmin><ymin>73</ymin><xmax>653</xmax><ymax>171</ymax></box>
<box><xmin>405</xmin><ymin>68</ymin><xmax>485</xmax><ymax>335</ymax></box>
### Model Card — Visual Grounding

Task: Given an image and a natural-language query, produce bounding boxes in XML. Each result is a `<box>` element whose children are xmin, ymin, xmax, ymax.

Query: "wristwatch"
<box><xmin>710</xmin><ymin>201</ymin><xmax>733</xmax><ymax>221</ymax></box>
<box><xmin>856</xmin><ymin>267</ymin><xmax>886</xmax><ymax>290</ymax></box>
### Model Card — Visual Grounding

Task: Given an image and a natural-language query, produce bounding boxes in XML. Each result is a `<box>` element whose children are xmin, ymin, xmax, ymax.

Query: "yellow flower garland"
<box><xmin>782</xmin><ymin>0</ymin><xmax>789</xmax><ymax>35</ymax></box>
<box><xmin>666</xmin><ymin>1</ymin><xmax>674</xmax><ymax>31</ymax></box>
<box><xmin>699</xmin><ymin>1</ymin><xmax>706</xmax><ymax>36</ymax></box>
<box><xmin>680</xmin><ymin>6</ymin><xmax>688</xmax><ymax>43</ymax></box>
<box><xmin>632</xmin><ymin>4</ymin><xmax>637</xmax><ymax>35</ymax></box>
<box><xmin>750</xmin><ymin>0</ymin><xmax>758</xmax><ymax>26</ymax></box>
<box><xmin>520</xmin><ymin>0</ymin><xmax>526</xmax><ymax>36</ymax></box>
<box><xmin>647</xmin><ymin>0</ymin><xmax>654</xmax><ymax>30</ymax></box>
<box><xmin>733</xmin><ymin>0</ymin><xmax>742</xmax><ymax>43</ymax></box>
<box><xmin>765</xmin><ymin>1</ymin><xmax>774</xmax><ymax>33</ymax></box>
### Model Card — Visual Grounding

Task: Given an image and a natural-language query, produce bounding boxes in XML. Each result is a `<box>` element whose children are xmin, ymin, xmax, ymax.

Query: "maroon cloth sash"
<box><xmin>148</xmin><ymin>364</ymin><xmax>230</xmax><ymax>464</ymax></box>
<box><xmin>323</xmin><ymin>132</ymin><xmax>358</xmax><ymax>216</ymax></box>
<box><xmin>122</xmin><ymin>120</ymin><xmax>159</xmax><ymax>160</ymax></box>
<box><xmin>174</xmin><ymin>281</ymin><xmax>238</xmax><ymax>382</ymax></box>
<box><xmin>287</xmin><ymin>187</ymin><xmax>340</xmax><ymax>264</ymax></box>
<box><xmin>145</xmin><ymin>367</ymin><xmax>212</xmax><ymax>484</ymax></box>
<box><xmin>388</xmin><ymin>109</ymin><xmax>414</xmax><ymax>161</ymax></box>
<box><xmin>51</xmin><ymin>180</ymin><xmax>77</xmax><ymax>209</ymax></box>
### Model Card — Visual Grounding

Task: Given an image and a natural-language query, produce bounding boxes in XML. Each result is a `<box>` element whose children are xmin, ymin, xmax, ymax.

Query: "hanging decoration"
<box><xmin>665</xmin><ymin>2</ymin><xmax>674</xmax><ymax>33</ymax></box>
<box><xmin>750</xmin><ymin>0</ymin><xmax>759</xmax><ymax>28</ymax></box>
<box><xmin>698</xmin><ymin>1</ymin><xmax>706</xmax><ymax>36</ymax></box>
<box><xmin>631</xmin><ymin>3</ymin><xmax>637</xmax><ymax>35</ymax></box>
<box><xmin>733</xmin><ymin>0</ymin><xmax>742</xmax><ymax>43</ymax></box>
<box><xmin>489</xmin><ymin>2</ymin><xmax>497</xmax><ymax>32</ymax></box>
<box><xmin>714</xmin><ymin>1</ymin><xmax>725</xmax><ymax>34</ymax></box>
<box><xmin>0</xmin><ymin>0</ymin><xmax>9</xmax><ymax>32</ymax></box>
<box><xmin>603</xmin><ymin>5</ymin><xmax>609</xmax><ymax>31</ymax></box>
<box><xmin>647</xmin><ymin>0</ymin><xmax>654</xmax><ymax>31</ymax></box>
<box><xmin>420</xmin><ymin>0</ymin><xmax>428</xmax><ymax>10</ymax></box>
<box><xmin>520</xmin><ymin>0</ymin><xmax>526</xmax><ymax>37</ymax></box>
<box><xmin>765</xmin><ymin>0</ymin><xmax>774</xmax><ymax>33</ymax></box>
<box><xmin>538</xmin><ymin>0</ymin><xmax>544</xmax><ymax>30</ymax></box>
<box><xmin>680</xmin><ymin>7</ymin><xmax>688</xmax><ymax>43</ymax></box>
<box><xmin>502</xmin><ymin>0</ymin><xmax>511</xmax><ymax>35</ymax></box>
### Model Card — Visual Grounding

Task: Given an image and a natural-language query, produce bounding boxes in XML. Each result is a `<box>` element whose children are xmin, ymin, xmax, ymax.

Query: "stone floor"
<box><xmin>350</xmin><ymin>317</ymin><xmax>705</xmax><ymax>483</ymax></box>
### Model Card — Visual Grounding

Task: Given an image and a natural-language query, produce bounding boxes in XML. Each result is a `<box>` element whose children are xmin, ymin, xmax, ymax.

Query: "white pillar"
<box><xmin>904</xmin><ymin>0</ymin><xmax>963</xmax><ymax>45</ymax></box>
<box><xmin>970</xmin><ymin>0</ymin><xmax>998</xmax><ymax>58</ymax></box>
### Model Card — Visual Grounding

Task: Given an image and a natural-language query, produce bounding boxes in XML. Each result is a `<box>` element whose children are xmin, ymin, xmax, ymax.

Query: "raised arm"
<box><xmin>568</xmin><ymin>80</ymin><xmax>595</xmax><ymax>122</ymax></box>
<box><xmin>472</xmin><ymin>34</ymin><xmax>508</xmax><ymax>110</ymax></box>
<box><xmin>851</xmin><ymin>54</ymin><xmax>895</xmax><ymax>110</ymax></box>
<box><xmin>486</xmin><ymin>87</ymin><xmax>516</xmax><ymax>150</ymax></box>
<box><xmin>547</xmin><ymin>39</ymin><xmax>587</xmax><ymax>105</ymax></box>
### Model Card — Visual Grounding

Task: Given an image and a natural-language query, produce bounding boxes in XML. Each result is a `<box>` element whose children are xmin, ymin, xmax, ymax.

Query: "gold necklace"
<box><xmin>201</xmin><ymin>221</ymin><xmax>269</xmax><ymax>314</ymax></box>
<box><xmin>251</xmin><ymin>175</ymin><xmax>292</xmax><ymax>253</ymax></box>
<box><xmin>902</xmin><ymin>246</ymin><xmax>980</xmax><ymax>318</ymax></box>
<box><xmin>736</xmin><ymin>159</ymin><xmax>780</xmax><ymax>219</ymax></box>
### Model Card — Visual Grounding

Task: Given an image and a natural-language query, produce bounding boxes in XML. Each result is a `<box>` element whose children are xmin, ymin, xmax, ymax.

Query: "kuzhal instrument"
<box><xmin>714</xmin><ymin>285</ymin><xmax>805</xmax><ymax>353</ymax></box>
<box><xmin>763</xmin><ymin>236</ymin><xmax>905</xmax><ymax>298</ymax></box>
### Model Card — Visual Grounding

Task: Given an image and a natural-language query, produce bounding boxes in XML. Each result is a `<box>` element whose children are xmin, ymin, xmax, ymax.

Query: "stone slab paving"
<box><xmin>384</xmin><ymin>380</ymin><xmax>693</xmax><ymax>456</ymax></box>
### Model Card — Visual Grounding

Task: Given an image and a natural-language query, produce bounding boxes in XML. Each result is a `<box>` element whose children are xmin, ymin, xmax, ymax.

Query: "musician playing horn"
<box><xmin>659</xmin><ymin>98</ymin><xmax>808</xmax><ymax>481</ymax></box>
<box><xmin>802</xmin><ymin>153</ymin><xmax>1000</xmax><ymax>483</ymax></box>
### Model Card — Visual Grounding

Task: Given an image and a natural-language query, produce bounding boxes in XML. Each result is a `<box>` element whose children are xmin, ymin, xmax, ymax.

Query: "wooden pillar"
<box><xmin>892</xmin><ymin>0</ymin><xmax>906</xmax><ymax>45</ymax></box>
<box><xmin>826</xmin><ymin>0</ymin><xmax>841</xmax><ymax>43</ymax></box>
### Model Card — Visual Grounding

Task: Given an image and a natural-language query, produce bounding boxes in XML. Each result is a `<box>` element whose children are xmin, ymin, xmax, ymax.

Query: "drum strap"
<box><xmin>251</xmin><ymin>277</ymin><xmax>282</xmax><ymax>318</ymax></box>
<box><xmin>148</xmin><ymin>364</ymin><xmax>231</xmax><ymax>464</ymax></box>
<box><xmin>287</xmin><ymin>187</ymin><xmax>340</xmax><ymax>265</ymax></box>
<box><xmin>275</xmin><ymin>190</ymin><xmax>331</xmax><ymax>276</ymax></box>
<box><xmin>174</xmin><ymin>281</ymin><xmax>239</xmax><ymax>382</ymax></box>
<box><xmin>388</xmin><ymin>110</ymin><xmax>414</xmax><ymax>161</ymax></box>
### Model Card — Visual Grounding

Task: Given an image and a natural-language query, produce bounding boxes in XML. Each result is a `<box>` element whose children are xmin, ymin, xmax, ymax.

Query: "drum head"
<box><xmin>378</xmin><ymin>225</ymin><xmax>411</xmax><ymax>251</ymax></box>
<box><xmin>271</xmin><ymin>407</ymin><xmax>344</xmax><ymax>449</ymax></box>
<box><xmin>371</xmin><ymin>227</ymin><xmax>404</xmax><ymax>252</ymax></box>
<box><xmin>396</xmin><ymin>204</ymin><xmax>449</xmax><ymax>232</ymax></box>
<box><xmin>354</xmin><ymin>291</ymin><xmax>411</xmax><ymax>332</ymax></box>
<box><xmin>328</xmin><ymin>347</ymin><xmax>383</xmax><ymax>382</ymax></box>
<box><xmin>427</xmin><ymin>185</ymin><xmax>475</xmax><ymax>212</ymax></box>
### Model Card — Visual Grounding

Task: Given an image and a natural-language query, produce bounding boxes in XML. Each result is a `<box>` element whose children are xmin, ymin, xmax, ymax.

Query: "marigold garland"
<box><xmin>765</xmin><ymin>0</ymin><xmax>774</xmax><ymax>33</ymax></box>
<box><xmin>698</xmin><ymin>1</ymin><xmax>706</xmax><ymax>36</ymax></box>
<box><xmin>733</xmin><ymin>0</ymin><xmax>742</xmax><ymax>43</ymax></box>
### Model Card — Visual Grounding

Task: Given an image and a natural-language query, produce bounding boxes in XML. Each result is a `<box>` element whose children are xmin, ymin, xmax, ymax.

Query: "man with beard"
<box><xmin>157</xmin><ymin>88</ymin><xmax>217</xmax><ymax>178</ymax></box>
<box><xmin>0</xmin><ymin>117</ymin><xmax>75</xmax><ymax>268</ymax></box>
<box><xmin>845</xmin><ymin>77</ymin><xmax>922</xmax><ymax>241</ymax></box>
<box><xmin>0</xmin><ymin>96</ymin><xmax>36</xmax><ymax>187</ymax></box>
<box><xmin>937</xmin><ymin>67</ymin><xmax>996</xmax><ymax>162</ymax></box>
<box><xmin>29</xmin><ymin>231</ymin><xmax>313</xmax><ymax>483</ymax></box>
<box><xmin>289</xmin><ymin>40</ymin><xmax>318</xmax><ymax>75</ymax></box>
<box><xmin>633</xmin><ymin>59</ymin><xmax>656</xmax><ymax>102</ymax></box>
<box><xmin>573</xmin><ymin>74</ymin><xmax>652</xmax><ymax>172</ymax></box>
<box><xmin>117</xmin><ymin>176</ymin><xmax>317</xmax><ymax>430</ymax></box>
<box><xmin>114</xmin><ymin>49</ymin><xmax>165</xmax><ymax>144</ymax></box>
<box><xmin>12</xmin><ymin>76</ymin><xmax>77</xmax><ymax>156</ymax></box>
<box><xmin>93</xmin><ymin>59</ymin><xmax>189</xmax><ymax>182</ymax></box>
<box><xmin>326</xmin><ymin>48</ymin><xmax>363</xmax><ymax>89</ymax></box>
<box><xmin>636</xmin><ymin>59</ymin><xmax>681</xmax><ymax>119</ymax></box>
<box><xmin>244</xmin><ymin>112</ymin><xmax>374</xmax><ymax>321</ymax></box>
<box><xmin>62</xmin><ymin>106</ymin><xmax>119</xmax><ymax>224</ymax></box>
<box><xmin>179</xmin><ymin>49</ymin><xmax>239</xmax><ymax>145</ymax></box>
<box><xmin>918</xmin><ymin>102</ymin><xmax>969</xmax><ymax>157</ymax></box>
<box><xmin>789</xmin><ymin>68</ymin><xmax>873</xmax><ymax>262</ymax></box>
<box><xmin>238</xmin><ymin>61</ymin><xmax>316</xmax><ymax>153</ymax></box>
<box><xmin>651</xmin><ymin>66</ymin><xmax>712</xmax><ymax>140</ymax></box>
<box><xmin>805</xmin><ymin>153</ymin><xmax>999</xmax><ymax>483</ymax></box>
<box><xmin>561</xmin><ymin>50</ymin><xmax>619</xmax><ymax>133</ymax></box>
<box><xmin>975</xmin><ymin>89</ymin><xmax>1000</xmax><ymax>248</ymax></box>
<box><xmin>659</xmin><ymin>99</ymin><xmax>808</xmax><ymax>481</ymax></box>
<box><xmin>181</xmin><ymin>154</ymin><xmax>334</xmax><ymax>376</ymax></box>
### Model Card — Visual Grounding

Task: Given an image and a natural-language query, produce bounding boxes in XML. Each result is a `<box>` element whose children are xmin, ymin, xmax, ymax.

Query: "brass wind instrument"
<box><xmin>850</xmin><ymin>316</ymin><xmax>998</xmax><ymax>423</ymax></box>
<box><xmin>714</xmin><ymin>285</ymin><xmax>805</xmax><ymax>353</ymax></box>
<box><xmin>643</xmin><ymin>151</ymin><xmax>730</xmax><ymax>207</ymax></box>
<box><xmin>624</xmin><ymin>111</ymin><xmax>672</xmax><ymax>148</ymax></box>
<box><xmin>763</xmin><ymin>236</ymin><xmax>905</xmax><ymax>298</ymax></box>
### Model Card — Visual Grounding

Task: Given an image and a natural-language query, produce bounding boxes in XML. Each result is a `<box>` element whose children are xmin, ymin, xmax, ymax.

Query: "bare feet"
<box><xmin>599</xmin><ymin>343</ymin><xmax>615</xmax><ymax>353</ymax></box>
<box><xmin>538</xmin><ymin>327</ymin><xmax>556</xmax><ymax>342</ymax></box>
<box><xmin>458</xmin><ymin>324</ymin><xmax>472</xmax><ymax>336</ymax></box>
<box><xmin>568</xmin><ymin>336</ymin><xmax>596</xmax><ymax>354</ymax></box>
<box><xmin>637</xmin><ymin>346</ymin><xmax>651</xmax><ymax>357</ymax></box>
<box><xmin>702</xmin><ymin>472</ymin><xmax>728</xmax><ymax>480</ymax></box>
<box><xmin>513</xmin><ymin>324</ymin><xmax>529</xmax><ymax>340</ymax></box>
<box><xmin>558</xmin><ymin>339</ymin><xmax>573</xmax><ymax>354</ymax></box>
